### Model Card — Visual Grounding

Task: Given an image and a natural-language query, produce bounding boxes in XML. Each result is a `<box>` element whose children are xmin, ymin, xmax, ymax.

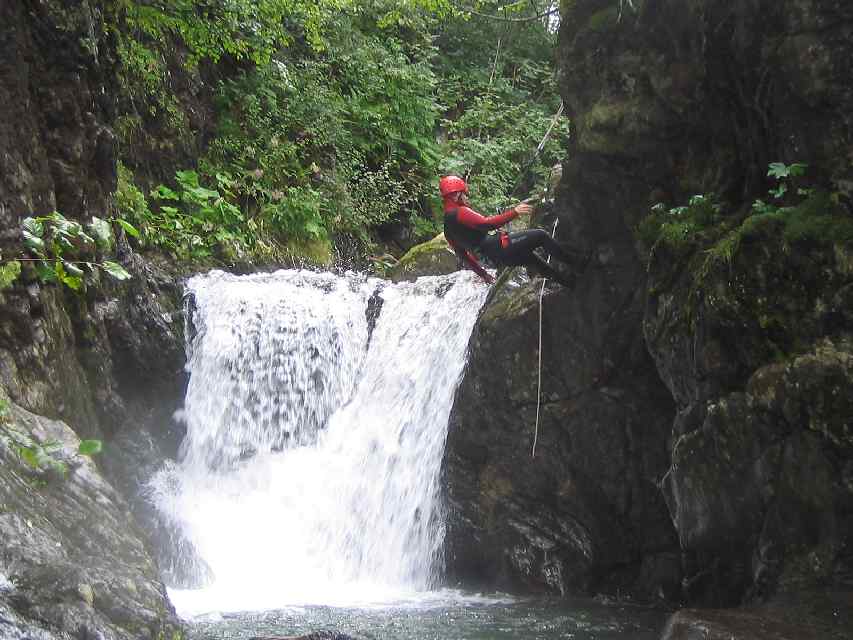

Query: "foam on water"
<box><xmin>153</xmin><ymin>269</ymin><xmax>489</xmax><ymax>616</ymax></box>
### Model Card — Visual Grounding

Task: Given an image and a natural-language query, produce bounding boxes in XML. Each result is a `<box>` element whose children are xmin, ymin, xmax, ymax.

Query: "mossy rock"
<box><xmin>586</xmin><ymin>6</ymin><xmax>619</xmax><ymax>32</ymax></box>
<box><xmin>282</xmin><ymin>236</ymin><xmax>333</xmax><ymax>267</ymax></box>
<box><xmin>389</xmin><ymin>233</ymin><xmax>458</xmax><ymax>282</ymax></box>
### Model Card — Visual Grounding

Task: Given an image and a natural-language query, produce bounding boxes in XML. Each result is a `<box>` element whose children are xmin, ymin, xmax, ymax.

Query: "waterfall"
<box><xmin>153</xmin><ymin>269</ymin><xmax>488</xmax><ymax>614</ymax></box>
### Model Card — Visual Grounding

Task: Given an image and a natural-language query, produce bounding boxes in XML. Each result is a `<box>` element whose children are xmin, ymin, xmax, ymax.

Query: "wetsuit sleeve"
<box><xmin>447</xmin><ymin>238</ymin><xmax>494</xmax><ymax>284</ymax></box>
<box><xmin>456</xmin><ymin>206</ymin><xmax>518</xmax><ymax>231</ymax></box>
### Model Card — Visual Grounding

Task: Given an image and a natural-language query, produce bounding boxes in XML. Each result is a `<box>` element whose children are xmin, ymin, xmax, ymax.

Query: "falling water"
<box><xmin>153</xmin><ymin>269</ymin><xmax>489</xmax><ymax>615</ymax></box>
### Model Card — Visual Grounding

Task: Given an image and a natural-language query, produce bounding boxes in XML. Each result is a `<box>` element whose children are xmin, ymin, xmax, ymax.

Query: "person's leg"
<box><xmin>501</xmin><ymin>229</ymin><xmax>550</xmax><ymax>261</ymax></box>
<box><xmin>503</xmin><ymin>229</ymin><xmax>582</xmax><ymax>267</ymax></box>
<box><xmin>524</xmin><ymin>255</ymin><xmax>576</xmax><ymax>287</ymax></box>
<box><xmin>533</xmin><ymin>232</ymin><xmax>589</xmax><ymax>269</ymax></box>
<box><xmin>478</xmin><ymin>234</ymin><xmax>506</xmax><ymax>266</ymax></box>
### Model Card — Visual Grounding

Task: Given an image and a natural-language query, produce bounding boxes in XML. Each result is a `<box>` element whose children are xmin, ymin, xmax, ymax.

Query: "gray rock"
<box><xmin>0</xmin><ymin>399</ymin><xmax>182</xmax><ymax>639</ymax></box>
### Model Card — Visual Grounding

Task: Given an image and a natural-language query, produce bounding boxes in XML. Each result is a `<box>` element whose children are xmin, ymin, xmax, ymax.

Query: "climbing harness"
<box><xmin>479</xmin><ymin>98</ymin><xmax>566</xmax><ymax>306</ymax></box>
<box><xmin>532</xmin><ymin>218</ymin><xmax>558</xmax><ymax>458</ymax></box>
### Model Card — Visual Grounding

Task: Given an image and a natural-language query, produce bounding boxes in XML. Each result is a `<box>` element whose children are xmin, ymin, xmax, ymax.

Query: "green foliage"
<box><xmin>0</xmin><ymin>260</ymin><xmax>21</xmax><ymax>291</ymax></box>
<box><xmin>767</xmin><ymin>162</ymin><xmax>807</xmax><ymax>180</ymax></box>
<box><xmin>409</xmin><ymin>212</ymin><xmax>441</xmax><ymax>241</ymax></box>
<box><xmin>77</xmin><ymin>440</ymin><xmax>104</xmax><ymax>456</ymax></box>
<box><xmin>118</xmin><ymin>0</ymin><xmax>296</xmax><ymax>67</ymax></box>
<box><xmin>433</xmin><ymin>1</ymin><xmax>567</xmax><ymax>212</ymax></box>
<box><xmin>20</xmin><ymin>212</ymin><xmax>133</xmax><ymax>291</ymax></box>
<box><xmin>639</xmin><ymin>163</ymin><xmax>853</xmax><ymax>278</ymax></box>
<box><xmin>262</xmin><ymin>186</ymin><xmax>326</xmax><ymax>241</ymax></box>
<box><xmin>146</xmin><ymin>169</ymin><xmax>251</xmax><ymax>261</ymax></box>
<box><xmin>1</xmin><ymin>392</ymin><xmax>103</xmax><ymax>481</ymax></box>
<box><xmin>109</xmin><ymin>0</ymin><xmax>564</xmax><ymax>263</ymax></box>
<box><xmin>202</xmin><ymin>14</ymin><xmax>440</xmax><ymax>244</ymax></box>
<box><xmin>116</xmin><ymin>162</ymin><xmax>153</xmax><ymax>227</ymax></box>
<box><xmin>637</xmin><ymin>194</ymin><xmax>724</xmax><ymax>252</ymax></box>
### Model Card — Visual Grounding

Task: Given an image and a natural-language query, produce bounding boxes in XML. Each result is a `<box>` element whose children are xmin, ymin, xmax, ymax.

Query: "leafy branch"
<box><xmin>19</xmin><ymin>212</ymin><xmax>134</xmax><ymax>291</ymax></box>
<box><xmin>457</xmin><ymin>2</ymin><xmax>560</xmax><ymax>23</ymax></box>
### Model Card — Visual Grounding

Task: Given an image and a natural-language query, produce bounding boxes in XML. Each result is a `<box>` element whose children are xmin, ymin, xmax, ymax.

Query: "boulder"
<box><xmin>389</xmin><ymin>233</ymin><xmax>458</xmax><ymax>282</ymax></box>
<box><xmin>0</xmin><ymin>397</ymin><xmax>183</xmax><ymax>639</ymax></box>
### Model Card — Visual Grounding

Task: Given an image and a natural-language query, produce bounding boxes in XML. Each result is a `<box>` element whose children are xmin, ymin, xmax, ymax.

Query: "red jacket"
<box><xmin>443</xmin><ymin>202</ymin><xmax>517</xmax><ymax>283</ymax></box>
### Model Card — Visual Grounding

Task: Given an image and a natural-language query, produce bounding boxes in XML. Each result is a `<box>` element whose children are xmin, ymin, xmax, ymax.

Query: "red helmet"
<box><xmin>439</xmin><ymin>175</ymin><xmax>468</xmax><ymax>198</ymax></box>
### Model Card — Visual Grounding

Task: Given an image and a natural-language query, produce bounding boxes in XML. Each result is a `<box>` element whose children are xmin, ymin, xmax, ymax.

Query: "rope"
<box><xmin>532</xmin><ymin>217</ymin><xmax>559</xmax><ymax>457</ymax></box>
<box><xmin>508</xmin><ymin>100</ymin><xmax>564</xmax><ymax>201</ymax></box>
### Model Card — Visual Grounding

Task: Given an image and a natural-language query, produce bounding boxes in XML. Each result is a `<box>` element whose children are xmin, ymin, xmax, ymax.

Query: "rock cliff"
<box><xmin>0</xmin><ymin>398</ymin><xmax>183</xmax><ymax>640</ymax></box>
<box><xmin>443</xmin><ymin>0</ymin><xmax>853</xmax><ymax>610</ymax></box>
<box><xmin>1</xmin><ymin>1</ymin><xmax>190</xmax><ymax>636</ymax></box>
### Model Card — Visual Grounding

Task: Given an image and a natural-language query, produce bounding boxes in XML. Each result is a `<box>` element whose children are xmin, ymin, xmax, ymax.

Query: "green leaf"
<box><xmin>19</xmin><ymin>446</ymin><xmax>40</xmax><ymax>469</ymax></box>
<box><xmin>63</xmin><ymin>262</ymin><xmax>85</xmax><ymax>278</ymax></box>
<box><xmin>23</xmin><ymin>231</ymin><xmax>45</xmax><ymax>254</ymax></box>
<box><xmin>55</xmin><ymin>235</ymin><xmax>74</xmax><ymax>251</ymax></box>
<box><xmin>768</xmin><ymin>163</ymin><xmax>788</xmax><ymax>179</ymax></box>
<box><xmin>788</xmin><ymin>163</ymin><xmax>808</xmax><ymax>177</ymax></box>
<box><xmin>304</xmin><ymin>221</ymin><xmax>323</xmax><ymax>238</ymax></box>
<box><xmin>35</xmin><ymin>262</ymin><xmax>57</xmax><ymax>282</ymax></box>
<box><xmin>0</xmin><ymin>260</ymin><xmax>21</xmax><ymax>290</ymax></box>
<box><xmin>186</xmin><ymin>186</ymin><xmax>220</xmax><ymax>202</ymax></box>
<box><xmin>101</xmin><ymin>261</ymin><xmax>132</xmax><ymax>281</ymax></box>
<box><xmin>768</xmin><ymin>162</ymin><xmax>807</xmax><ymax>180</ymax></box>
<box><xmin>77</xmin><ymin>439</ymin><xmax>103</xmax><ymax>456</ymax></box>
<box><xmin>115</xmin><ymin>218</ymin><xmax>140</xmax><ymax>238</ymax></box>
<box><xmin>175</xmin><ymin>169</ymin><xmax>200</xmax><ymax>189</ymax></box>
<box><xmin>770</xmin><ymin>183</ymin><xmax>788</xmax><ymax>199</ymax></box>
<box><xmin>88</xmin><ymin>216</ymin><xmax>114</xmax><ymax>251</ymax></box>
<box><xmin>151</xmin><ymin>185</ymin><xmax>180</xmax><ymax>200</ymax></box>
<box><xmin>61</xmin><ymin>273</ymin><xmax>84</xmax><ymax>291</ymax></box>
<box><xmin>22</xmin><ymin>217</ymin><xmax>44</xmax><ymax>237</ymax></box>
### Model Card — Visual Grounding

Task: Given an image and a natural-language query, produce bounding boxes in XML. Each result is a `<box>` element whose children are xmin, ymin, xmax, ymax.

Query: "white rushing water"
<box><xmin>153</xmin><ymin>269</ymin><xmax>489</xmax><ymax>615</ymax></box>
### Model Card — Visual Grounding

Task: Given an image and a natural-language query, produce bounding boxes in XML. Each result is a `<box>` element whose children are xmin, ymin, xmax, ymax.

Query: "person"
<box><xmin>439</xmin><ymin>175</ymin><xmax>583</xmax><ymax>286</ymax></box>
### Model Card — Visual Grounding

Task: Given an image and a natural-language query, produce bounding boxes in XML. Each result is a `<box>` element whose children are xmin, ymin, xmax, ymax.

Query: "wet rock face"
<box><xmin>443</xmin><ymin>277</ymin><xmax>678</xmax><ymax>598</ymax></box>
<box><xmin>643</xmin><ymin>200</ymin><xmax>853</xmax><ymax>602</ymax></box>
<box><xmin>0</xmin><ymin>0</ymin><xmax>195</xmax><ymax>633</ymax></box>
<box><xmin>558</xmin><ymin>0</ymin><xmax>853</xmax><ymax>204</ymax></box>
<box><xmin>0</xmin><ymin>0</ymin><xmax>117</xmax><ymax>236</ymax></box>
<box><xmin>0</xmin><ymin>401</ymin><xmax>183</xmax><ymax>640</ymax></box>
<box><xmin>660</xmin><ymin>590</ymin><xmax>853</xmax><ymax>640</ymax></box>
<box><xmin>558</xmin><ymin>0</ymin><xmax>853</xmax><ymax>606</ymax></box>
<box><xmin>446</xmin><ymin>0</ymin><xmax>853</xmax><ymax>606</ymax></box>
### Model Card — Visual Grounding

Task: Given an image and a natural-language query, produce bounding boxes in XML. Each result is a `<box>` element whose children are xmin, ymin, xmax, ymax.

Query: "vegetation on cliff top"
<box><xmin>107</xmin><ymin>0</ymin><xmax>566</xmax><ymax>268</ymax></box>
<box><xmin>640</xmin><ymin>163</ymin><xmax>853</xmax><ymax>361</ymax></box>
<box><xmin>639</xmin><ymin>163</ymin><xmax>853</xmax><ymax>268</ymax></box>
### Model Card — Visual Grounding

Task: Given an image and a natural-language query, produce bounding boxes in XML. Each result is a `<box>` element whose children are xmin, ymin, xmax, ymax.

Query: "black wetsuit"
<box><xmin>443</xmin><ymin>205</ymin><xmax>581</xmax><ymax>286</ymax></box>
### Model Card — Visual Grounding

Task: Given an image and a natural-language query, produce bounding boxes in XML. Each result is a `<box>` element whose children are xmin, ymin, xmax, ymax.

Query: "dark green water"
<box><xmin>185</xmin><ymin>594</ymin><xmax>669</xmax><ymax>640</ymax></box>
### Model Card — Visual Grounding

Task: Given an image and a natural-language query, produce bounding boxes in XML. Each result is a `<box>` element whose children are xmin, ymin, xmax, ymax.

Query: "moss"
<box><xmin>115</xmin><ymin>162</ymin><xmax>151</xmax><ymax>228</ymax></box>
<box><xmin>586</xmin><ymin>101</ymin><xmax>628</xmax><ymax>131</ymax></box>
<box><xmin>560</xmin><ymin>0</ymin><xmax>577</xmax><ymax>22</ymax></box>
<box><xmin>704</xmin><ymin>229</ymin><xmax>740</xmax><ymax>267</ymax></box>
<box><xmin>587</xmin><ymin>6</ymin><xmax>619</xmax><ymax>32</ymax></box>
<box><xmin>283</xmin><ymin>236</ymin><xmax>333</xmax><ymax>266</ymax></box>
<box><xmin>396</xmin><ymin>233</ymin><xmax>448</xmax><ymax>267</ymax></box>
<box><xmin>781</xmin><ymin>192</ymin><xmax>853</xmax><ymax>246</ymax></box>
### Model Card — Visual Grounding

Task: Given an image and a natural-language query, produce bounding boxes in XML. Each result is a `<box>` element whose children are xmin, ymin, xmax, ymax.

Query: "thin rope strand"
<box><xmin>532</xmin><ymin>218</ymin><xmax>559</xmax><ymax>457</ymax></box>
